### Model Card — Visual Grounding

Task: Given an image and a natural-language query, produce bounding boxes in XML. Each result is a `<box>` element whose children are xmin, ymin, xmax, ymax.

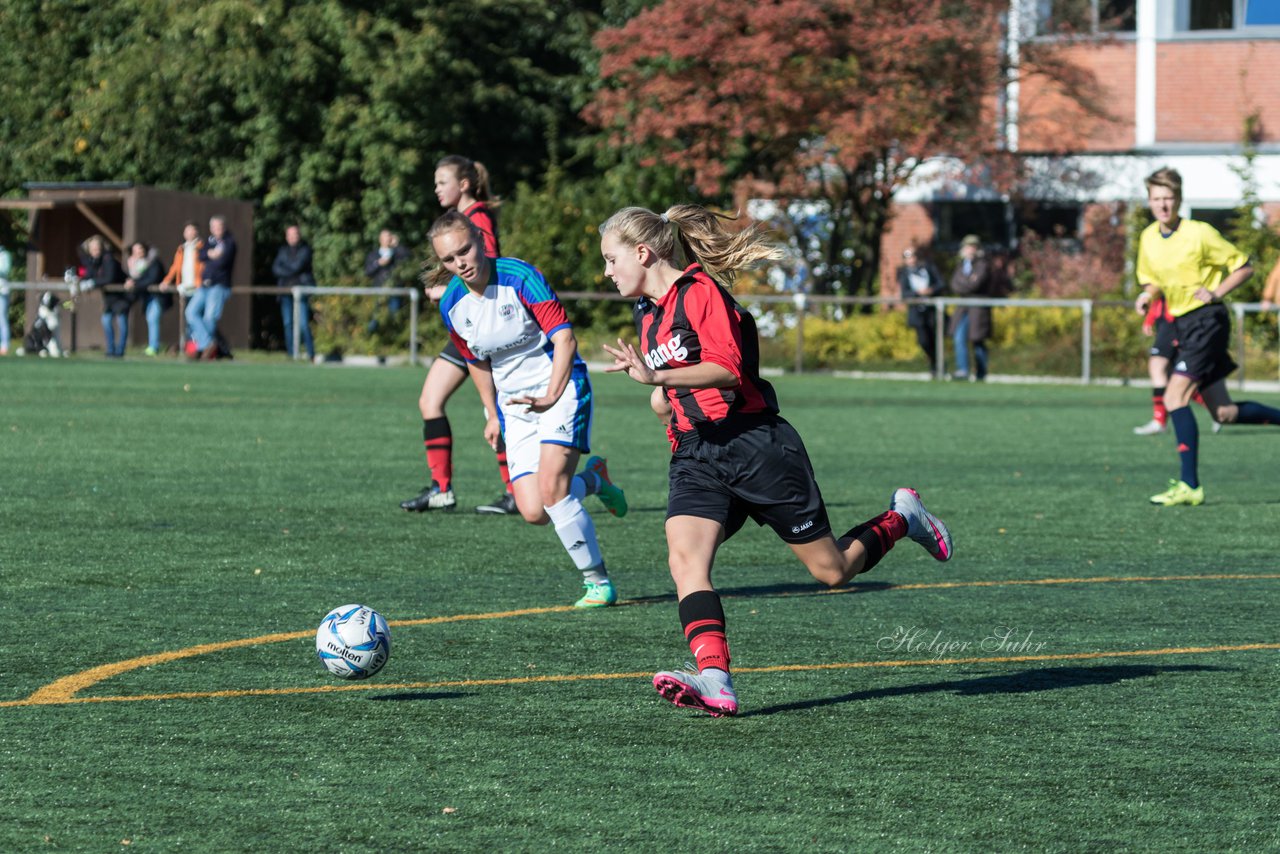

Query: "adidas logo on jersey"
<box><xmin>644</xmin><ymin>334</ymin><xmax>689</xmax><ymax>369</ymax></box>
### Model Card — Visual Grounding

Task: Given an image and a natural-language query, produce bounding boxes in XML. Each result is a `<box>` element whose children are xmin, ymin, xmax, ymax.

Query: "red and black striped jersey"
<box><xmin>634</xmin><ymin>263</ymin><xmax>779</xmax><ymax>435</ymax></box>
<box><xmin>463</xmin><ymin>201</ymin><xmax>500</xmax><ymax>258</ymax></box>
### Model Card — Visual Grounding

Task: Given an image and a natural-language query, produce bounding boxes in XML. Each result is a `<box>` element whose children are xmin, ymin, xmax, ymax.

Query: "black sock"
<box><xmin>1168</xmin><ymin>406</ymin><xmax>1199</xmax><ymax>488</ymax></box>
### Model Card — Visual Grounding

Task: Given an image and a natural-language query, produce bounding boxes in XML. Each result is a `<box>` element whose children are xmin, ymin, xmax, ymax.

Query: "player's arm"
<box><xmin>509</xmin><ymin>326</ymin><xmax>577</xmax><ymax>413</ymax></box>
<box><xmin>602</xmin><ymin>339</ymin><xmax>737</xmax><ymax>389</ymax></box>
<box><xmin>466</xmin><ymin>360</ymin><xmax>503</xmax><ymax>450</ymax></box>
<box><xmin>1196</xmin><ymin>228</ymin><xmax>1253</xmax><ymax>304</ymax></box>
<box><xmin>1196</xmin><ymin>261</ymin><xmax>1253</xmax><ymax>305</ymax></box>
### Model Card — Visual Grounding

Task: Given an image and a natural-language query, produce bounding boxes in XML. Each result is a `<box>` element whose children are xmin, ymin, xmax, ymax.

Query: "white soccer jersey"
<box><xmin>439</xmin><ymin>257</ymin><xmax>584</xmax><ymax>397</ymax></box>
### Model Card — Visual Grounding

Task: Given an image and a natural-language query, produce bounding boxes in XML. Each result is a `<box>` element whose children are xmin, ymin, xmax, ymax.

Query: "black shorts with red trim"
<box><xmin>1150</xmin><ymin>315</ymin><xmax>1177</xmax><ymax>360</ymax></box>
<box><xmin>667</xmin><ymin>414</ymin><xmax>831</xmax><ymax>545</ymax></box>
<box><xmin>436</xmin><ymin>339</ymin><xmax>466</xmax><ymax>369</ymax></box>
<box><xmin>1171</xmin><ymin>303</ymin><xmax>1236</xmax><ymax>387</ymax></box>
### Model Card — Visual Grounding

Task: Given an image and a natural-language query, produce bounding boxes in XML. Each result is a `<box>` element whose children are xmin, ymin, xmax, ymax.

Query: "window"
<box><xmin>1035</xmin><ymin>0</ymin><xmax>1136</xmax><ymax>35</ymax></box>
<box><xmin>1245</xmin><ymin>0</ymin><xmax>1280</xmax><ymax>24</ymax></box>
<box><xmin>932</xmin><ymin>202</ymin><xmax>1009</xmax><ymax>249</ymax></box>
<box><xmin>1017</xmin><ymin>202</ymin><xmax>1084</xmax><ymax>240</ymax></box>
<box><xmin>1175</xmin><ymin>0</ymin><xmax>1280</xmax><ymax>32</ymax></box>
<box><xmin>1190</xmin><ymin>208</ymin><xmax>1239</xmax><ymax>234</ymax></box>
<box><xmin>1187</xmin><ymin>0</ymin><xmax>1233</xmax><ymax>29</ymax></box>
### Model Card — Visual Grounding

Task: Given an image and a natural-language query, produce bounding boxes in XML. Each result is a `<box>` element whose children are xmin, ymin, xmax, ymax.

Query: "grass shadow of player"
<box><xmin>367</xmin><ymin>691</ymin><xmax>472</xmax><ymax>702</ymax></box>
<box><xmin>741</xmin><ymin>664</ymin><xmax>1232</xmax><ymax>718</ymax></box>
<box><xmin>620</xmin><ymin>579</ymin><xmax>898</xmax><ymax>608</ymax></box>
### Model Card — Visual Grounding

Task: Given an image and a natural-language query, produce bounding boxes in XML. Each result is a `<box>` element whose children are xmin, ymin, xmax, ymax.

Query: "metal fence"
<box><xmin>7</xmin><ymin>280</ymin><xmax>1279</xmax><ymax>386</ymax></box>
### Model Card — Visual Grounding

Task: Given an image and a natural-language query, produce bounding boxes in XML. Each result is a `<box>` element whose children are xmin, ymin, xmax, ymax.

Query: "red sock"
<box><xmin>496</xmin><ymin>445</ymin><xmax>513</xmax><ymax>494</ymax></box>
<box><xmin>840</xmin><ymin>510</ymin><xmax>908</xmax><ymax>574</ymax></box>
<box><xmin>1192</xmin><ymin>390</ymin><xmax>1208</xmax><ymax>413</ymax></box>
<box><xmin>423</xmin><ymin>417</ymin><xmax>452</xmax><ymax>491</ymax></box>
<box><xmin>679</xmin><ymin>591</ymin><xmax>730</xmax><ymax>673</ymax></box>
<box><xmin>1152</xmin><ymin>387</ymin><xmax>1168</xmax><ymax>425</ymax></box>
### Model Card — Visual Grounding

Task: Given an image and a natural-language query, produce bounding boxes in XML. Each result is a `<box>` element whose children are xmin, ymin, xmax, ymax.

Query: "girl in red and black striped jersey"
<box><xmin>601</xmin><ymin>205</ymin><xmax>955</xmax><ymax>717</ymax></box>
<box><xmin>401</xmin><ymin>155</ymin><xmax>516</xmax><ymax>515</ymax></box>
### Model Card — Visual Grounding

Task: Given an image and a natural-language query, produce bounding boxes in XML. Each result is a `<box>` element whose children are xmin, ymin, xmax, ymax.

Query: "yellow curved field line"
<box><xmin>4</xmin><ymin>573</ymin><xmax>1277</xmax><ymax>709</ymax></box>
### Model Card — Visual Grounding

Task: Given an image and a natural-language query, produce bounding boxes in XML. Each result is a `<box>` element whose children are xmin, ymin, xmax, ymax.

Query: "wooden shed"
<box><xmin>0</xmin><ymin>183</ymin><xmax>255</xmax><ymax>353</ymax></box>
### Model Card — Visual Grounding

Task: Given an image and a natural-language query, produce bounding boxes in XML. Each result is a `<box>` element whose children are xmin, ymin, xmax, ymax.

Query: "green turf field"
<box><xmin>2</xmin><ymin>358</ymin><xmax>1277</xmax><ymax>851</ymax></box>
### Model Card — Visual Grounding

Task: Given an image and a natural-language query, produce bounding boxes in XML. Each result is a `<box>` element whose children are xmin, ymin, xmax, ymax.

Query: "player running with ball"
<box><xmin>427</xmin><ymin>210</ymin><xmax>627</xmax><ymax>607</ymax></box>
<box><xmin>600</xmin><ymin>204</ymin><xmax>954</xmax><ymax>717</ymax></box>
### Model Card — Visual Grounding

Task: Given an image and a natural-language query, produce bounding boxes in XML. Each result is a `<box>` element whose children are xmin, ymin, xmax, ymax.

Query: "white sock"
<box><xmin>544</xmin><ymin>494</ymin><xmax>606</xmax><ymax>576</ymax></box>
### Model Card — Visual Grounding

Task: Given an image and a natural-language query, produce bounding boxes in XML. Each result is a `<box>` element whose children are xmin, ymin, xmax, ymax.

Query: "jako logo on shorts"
<box><xmin>644</xmin><ymin>335</ymin><xmax>688</xmax><ymax>369</ymax></box>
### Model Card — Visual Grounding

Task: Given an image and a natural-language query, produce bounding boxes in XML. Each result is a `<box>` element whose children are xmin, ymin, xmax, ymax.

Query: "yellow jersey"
<box><xmin>1136</xmin><ymin>219</ymin><xmax>1248</xmax><ymax>318</ymax></box>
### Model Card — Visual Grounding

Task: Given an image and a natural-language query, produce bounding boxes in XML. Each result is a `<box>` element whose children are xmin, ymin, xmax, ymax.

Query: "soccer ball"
<box><xmin>315</xmin><ymin>604</ymin><xmax>391</xmax><ymax>679</ymax></box>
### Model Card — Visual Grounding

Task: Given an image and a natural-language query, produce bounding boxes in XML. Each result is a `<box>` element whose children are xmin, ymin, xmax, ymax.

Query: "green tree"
<box><xmin>585</xmin><ymin>0</ymin><xmax>1111</xmax><ymax>298</ymax></box>
<box><xmin>0</xmin><ymin>0</ymin><xmax>603</xmax><ymax>286</ymax></box>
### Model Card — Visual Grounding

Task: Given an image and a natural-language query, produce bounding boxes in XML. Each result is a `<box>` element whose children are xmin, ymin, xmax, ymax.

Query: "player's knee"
<box><xmin>667</xmin><ymin>553</ymin><xmax>710</xmax><ymax>588</ymax></box>
<box><xmin>805</xmin><ymin>560</ymin><xmax>847</xmax><ymax>588</ymax></box>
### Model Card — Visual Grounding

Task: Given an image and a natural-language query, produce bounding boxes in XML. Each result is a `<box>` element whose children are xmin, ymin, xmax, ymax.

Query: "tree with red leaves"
<box><xmin>586</xmin><ymin>0</ymin><xmax>1102</xmax><ymax>297</ymax></box>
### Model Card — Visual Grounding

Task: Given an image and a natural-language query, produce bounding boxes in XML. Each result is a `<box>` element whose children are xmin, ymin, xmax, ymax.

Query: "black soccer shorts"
<box><xmin>667</xmin><ymin>414</ymin><xmax>831</xmax><ymax>545</ymax></box>
<box><xmin>1171</xmin><ymin>303</ymin><xmax>1236</xmax><ymax>388</ymax></box>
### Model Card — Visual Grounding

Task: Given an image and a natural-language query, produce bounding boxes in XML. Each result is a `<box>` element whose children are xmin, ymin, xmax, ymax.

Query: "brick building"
<box><xmin>882</xmin><ymin>0</ymin><xmax>1280</xmax><ymax>294</ymax></box>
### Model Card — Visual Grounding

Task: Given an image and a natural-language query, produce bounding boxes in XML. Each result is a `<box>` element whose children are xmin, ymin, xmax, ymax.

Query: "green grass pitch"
<box><xmin>2</xmin><ymin>358</ymin><xmax>1277</xmax><ymax>851</ymax></box>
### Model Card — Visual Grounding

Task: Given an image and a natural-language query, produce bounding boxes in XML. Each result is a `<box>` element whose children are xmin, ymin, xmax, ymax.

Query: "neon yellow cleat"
<box><xmin>1149</xmin><ymin>480</ymin><xmax>1204</xmax><ymax>506</ymax></box>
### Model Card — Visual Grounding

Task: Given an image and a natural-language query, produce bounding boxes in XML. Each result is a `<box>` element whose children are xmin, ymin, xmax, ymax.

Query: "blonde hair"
<box><xmin>1145</xmin><ymin>167</ymin><xmax>1182</xmax><ymax>201</ymax></box>
<box><xmin>421</xmin><ymin>210</ymin><xmax>484</xmax><ymax>289</ymax></box>
<box><xmin>599</xmin><ymin>205</ymin><xmax>783</xmax><ymax>286</ymax></box>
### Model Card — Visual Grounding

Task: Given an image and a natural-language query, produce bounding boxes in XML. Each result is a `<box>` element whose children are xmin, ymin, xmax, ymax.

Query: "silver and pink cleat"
<box><xmin>890</xmin><ymin>488</ymin><xmax>953</xmax><ymax>562</ymax></box>
<box><xmin>653</xmin><ymin>668</ymin><xmax>739</xmax><ymax>717</ymax></box>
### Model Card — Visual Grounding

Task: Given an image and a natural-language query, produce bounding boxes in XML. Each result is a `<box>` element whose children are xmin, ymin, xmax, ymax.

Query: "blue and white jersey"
<box><xmin>439</xmin><ymin>257</ymin><xmax>584</xmax><ymax>397</ymax></box>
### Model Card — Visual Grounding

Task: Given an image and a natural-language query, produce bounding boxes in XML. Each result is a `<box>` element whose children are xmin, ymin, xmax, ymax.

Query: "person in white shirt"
<box><xmin>426</xmin><ymin>209</ymin><xmax>628</xmax><ymax>609</ymax></box>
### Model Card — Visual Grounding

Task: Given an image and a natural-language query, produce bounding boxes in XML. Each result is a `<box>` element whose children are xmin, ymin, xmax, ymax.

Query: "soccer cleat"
<box><xmin>475</xmin><ymin>492</ymin><xmax>519</xmax><ymax>515</ymax></box>
<box><xmin>1212</xmin><ymin>421</ymin><xmax>1223</xmax><ymax>434</ymax></box>
<box><xmin>574</xmin><ymin>579</ymin><xmax>618</xmax><ymax>608</ymax></box>
<box><xmin>652</xmin><ymin>668</ymin><xmax>739</xmax><ymax>717</ymax></box>
<box><xmin>144</xmin><ymin>346</ymin><xmax>158</xmax><ymax>357</ymax></box>
<box><xmin>584</xmin><ymin>455</ymin><xmax>627</xmax><ymax>518</ymax></box>
<box><xmin>889</xmin><ymin>488</ymin><xmax>953</xmax><ymax>562</ymax></box>
<box><xmin>1133</xmin><ymin>418</ymin><xmax>1167</xmax><ymax>435</ymax></box>
<box><xmin>1149</xmin><ymin>479</ymin><xmax>1204</xmax><ymax>506</ymax></box>
<box><xmin>399</xmin><ymin>482</ymin><xmax>457</xmax><ymax>512</ymax></box>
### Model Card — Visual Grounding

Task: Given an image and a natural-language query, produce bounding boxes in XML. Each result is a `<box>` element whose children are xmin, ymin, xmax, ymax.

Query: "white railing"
<box><xmin>7</xmin><ymin>281</ymin><xmax>1279</xmax><ymax>386</ymax></box>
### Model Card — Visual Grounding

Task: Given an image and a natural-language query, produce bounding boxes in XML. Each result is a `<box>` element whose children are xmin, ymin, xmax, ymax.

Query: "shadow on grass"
<box><xmin>367</xmin><ymin>691</ymin><xmax>471</xmax><ymax>702</ymax></box>
<box><xmin>621</xmin><ymin>580</ymin><xmax>896</xmax><ymax>607</ymax></box>
<box><xmin>742</xmin><ymin>664</ymin><xmax>1232</xmax><ymax>718</ymax></box>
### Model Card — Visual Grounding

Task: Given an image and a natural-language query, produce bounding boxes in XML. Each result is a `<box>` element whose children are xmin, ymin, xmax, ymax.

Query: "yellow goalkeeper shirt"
<box><xmin>1136</xmin><ymin>218</ymin><xmax>1249</xmax><ymax>318</ymax></box>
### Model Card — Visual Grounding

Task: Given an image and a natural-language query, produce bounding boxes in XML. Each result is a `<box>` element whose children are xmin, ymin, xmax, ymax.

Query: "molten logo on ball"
<box><xmin>315</xmin><ymin>604</ymin><xmax>391</xmax><ymax>679</ymax></box>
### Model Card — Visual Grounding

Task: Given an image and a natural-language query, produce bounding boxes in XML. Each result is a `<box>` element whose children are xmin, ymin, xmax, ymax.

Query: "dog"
<box><xmin>19</xmin><ymin>291</ymin><xmax>65</xmax><ymax>357</ymax></box>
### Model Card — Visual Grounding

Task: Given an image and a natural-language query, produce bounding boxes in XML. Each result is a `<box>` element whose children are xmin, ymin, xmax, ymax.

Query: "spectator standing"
<box><xmin>81</xmin><ymin>236</ymin><xmax>128</xmax><ymax>357</ymax></box>
<box><xmin>895</xmin><ymin>244</ymin><xmax>945</xmax><ymax>371</ymax></box>
<box><xmin>0</xmin><ymin>241</ymin><xmax>11</xmax><ymax>356</ymax></box>
<box><xmin>189</xmin><ymin>215</ymin><xmax>236</xmax><ymax>361</ymax></box>
<box><xmin>272</xmin><ymin>224</ymin><xmax>316</xmax><ymax>361</ymax></box>
<box><xmin>122</xmin><ymin>242</ymin><xmax>163</xmax><ymax>356</ymax></box>
<box><xmin>364</xmin><ymin>229</ymin><xmax>411</xmax><ymax>332</ymax></box>
<box><xmin>947</xmin><ymin>234</ymin><xmax>993</xmax><ymax>381</ymax></box>
<box><xmin>160</xmin><ymin>222</ymin><xmax>204</xmax><ymax>355</ymax></box>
